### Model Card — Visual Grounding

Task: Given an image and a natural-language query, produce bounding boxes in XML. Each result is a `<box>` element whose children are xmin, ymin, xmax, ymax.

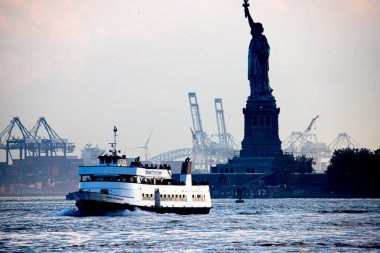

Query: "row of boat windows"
<box><xmin>98</xmin><ymin>157</ymin><xmax>127</xmax><ymax>165</ymax></box>
<box><xmin>142</xmin><ymin>193</ymin><xmax>154</xmax><ymax>200</ymax></box>
<box><xmin>141</xmin><ymin>193</ymin><xmax>206</xmax><ymax>202</ymax></box>
<box><xmin>80</xmin><ymin>175</ymin><xmax>209</xmax><ymax>186</ymax></box>
<box><xmin>98</xmin><ymin>158</ymin><xmax>171</xmax><ymax>170</ymax></box>
<box><xmin>80</xmin><ymin>175</ymin><xmax>171</xmax><ymax>185</ymax></box>
<box><xmin>142</xmin><ymin>193</ymin><xmax>188</xmax><ymax>201</ymax></box>
<box><xmin>81</xmin><ymin>175</ymin><xmax>133</xmax><ymax>182</ymax></box>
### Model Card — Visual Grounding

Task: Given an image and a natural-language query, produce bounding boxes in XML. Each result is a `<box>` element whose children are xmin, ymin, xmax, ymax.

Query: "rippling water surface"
<box><xmin>0</xmin><ymin>197</ymin><xmax>379</xmax><ymax>252</ymax></box>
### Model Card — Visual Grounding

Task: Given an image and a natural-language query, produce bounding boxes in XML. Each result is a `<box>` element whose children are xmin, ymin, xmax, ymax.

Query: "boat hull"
<box><xmin>73</xmin><ymin>191</ymin><xmax>211</xmax><ymax>215</ymax></box>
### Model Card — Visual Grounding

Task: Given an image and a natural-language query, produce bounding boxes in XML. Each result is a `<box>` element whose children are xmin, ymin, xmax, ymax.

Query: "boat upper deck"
<box><xmin>78</xmin><ymin>165</ymin><xmax>172</xmax><ymax>179</ymax></box>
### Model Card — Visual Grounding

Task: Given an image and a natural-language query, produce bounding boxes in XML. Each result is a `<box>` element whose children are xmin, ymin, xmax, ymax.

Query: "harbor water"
<box><xmin>0</xmin><ymin>197</ymin><xmax>379</xmax><ymax>252</ymax></box>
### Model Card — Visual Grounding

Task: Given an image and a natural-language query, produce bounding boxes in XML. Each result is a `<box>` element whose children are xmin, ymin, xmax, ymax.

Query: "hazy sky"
<box><xmin>1</xmin><ymin>0</ymin><xmax>379</xmax><ymax>160</ymax></box>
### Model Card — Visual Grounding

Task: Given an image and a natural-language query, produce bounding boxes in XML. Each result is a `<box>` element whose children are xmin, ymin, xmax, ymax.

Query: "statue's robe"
<box><xmin>248</xmin><ymin>34</ymin><xmax>271</xmax><ymax>97</ymax></box>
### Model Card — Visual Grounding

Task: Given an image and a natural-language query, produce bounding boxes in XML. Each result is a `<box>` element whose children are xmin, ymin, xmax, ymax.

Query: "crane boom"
<box><xmin>214</xmin><ymin>98</ymin><xmax>228</xmax><ymax>144</ymax></box>
<box><xmin>188</xmin><ymin>92</ymin><xmax>208</xmax><ymax>148</ymax></box>
<box><xmin>305</xmin><ymin>115</ymin><xmax>319</xmax><ymax>133</ymax></box>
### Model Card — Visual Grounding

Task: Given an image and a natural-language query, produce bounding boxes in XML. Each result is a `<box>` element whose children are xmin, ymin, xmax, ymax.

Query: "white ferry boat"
<box><xmin>72</xmin><ymin>127</ymin><xmax>212</xmax><ymax>215</ymax></box>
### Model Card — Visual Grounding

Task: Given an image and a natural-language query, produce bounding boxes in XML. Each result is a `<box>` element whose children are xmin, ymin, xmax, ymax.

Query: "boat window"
<box><xmin>80</xmin><ymin>175</ymin><xmax>91</xmax><ymax>182</ymax></box>
<box><xmin>190</xmin><ymin>194</ymin><xmax>205</xmax><ymax>202</ymax></box>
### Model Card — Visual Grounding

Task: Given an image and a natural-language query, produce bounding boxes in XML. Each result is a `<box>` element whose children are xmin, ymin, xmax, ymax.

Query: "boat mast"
<box><xmin>112</xmin><ymin>126</ymin><xmax>117</xmax><ymax>156</ymax></box>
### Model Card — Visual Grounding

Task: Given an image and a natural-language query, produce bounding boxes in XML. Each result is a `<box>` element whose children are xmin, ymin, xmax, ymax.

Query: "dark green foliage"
<box><xmin>327</xmin><ymin>148</ymin><xmax>380</xmax><ymax>196</ymax></box>
<box><xmin>272</xmin><ymin>153</ymin><xmax>314</xmax><ymax>187</ymax></box>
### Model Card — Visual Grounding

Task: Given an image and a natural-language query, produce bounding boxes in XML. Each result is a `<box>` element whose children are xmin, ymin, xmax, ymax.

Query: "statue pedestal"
<box><xmin>213</xmin><ymin>95</ymin><xmax>281</xmax><ymax>174</ymax></box>
<box><xmin>240</xmin><ymin>95</ymin><xmax>281</xmax><ymax>158</ymax></box>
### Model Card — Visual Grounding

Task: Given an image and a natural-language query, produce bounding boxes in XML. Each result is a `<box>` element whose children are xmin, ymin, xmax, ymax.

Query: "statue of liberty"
<box><xmin>243</xmin><ymin>0</ymin><xmax>273</xmax><ymax>98</ymax></box>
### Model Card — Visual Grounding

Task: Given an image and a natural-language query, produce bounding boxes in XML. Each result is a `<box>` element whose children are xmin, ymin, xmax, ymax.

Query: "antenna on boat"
<box><xmin>112</xmin><ymin>126</ymin><xmax>117</xmax><ymax>155</ymax></box>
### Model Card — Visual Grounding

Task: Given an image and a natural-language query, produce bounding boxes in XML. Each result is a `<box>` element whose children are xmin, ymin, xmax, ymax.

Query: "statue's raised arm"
<box><xmin>243</xmin><ymin>0</ymin><xmax>255</xmax><ymax>30</ymax></box>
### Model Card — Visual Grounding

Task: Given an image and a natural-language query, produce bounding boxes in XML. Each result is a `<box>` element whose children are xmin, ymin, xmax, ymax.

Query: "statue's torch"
<box><xmin>243</xmin><ymin>0</ymin><xmax>250</xmax><ymax>18</ymax></box>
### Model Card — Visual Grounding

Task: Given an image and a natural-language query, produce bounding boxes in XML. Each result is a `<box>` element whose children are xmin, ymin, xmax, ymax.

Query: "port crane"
<box><xmin>214</xmin><ymin>98</ymin><xmax>237</xmax><ymax>149</ymax></box>
<box><xmin>328</xmin><ymin>133</ymin><xmax>362</xmax><ymax>151</ymax></box>
<box><xmin>0</xmin><ymin>117</ymin><xmax>75</xmax><ymax>165</ymax></box>
<box><xmin>0</xmin><ymin>117</ymin><xmax>38</xmax><ymax>164</ymax></box>
<box><xmin>282</xmin><ymin>115</ymin><xmax>320</xmax><ymax>155</ymax></box>
<box><xmin>188</xmin><ymin>92</ymin><xmax>211</xmax><ymax>172</ymax></box>
<box><xmin>282</xmin><ymin>115</ymin><xmax>331</xmax><ymax>173</ymax></box>
<box><xmin>281</xmin><ymin>131</ymin><xmax>303</xmax><ymax>155</ymax></box>
<box><xmin>213</xmin><ymin>97</ymin><xmax>238</xmax><ymax>151</ymax></box>
<box><xmin>215</xmin><ymin>98</ymin><xmax>228</xmax><ymax>144</ymax></box>
<box><xmin>301</xmin><ymin>115</ymin><xmax>319</xmax><ymax>144</ymax></box>
<box><xmin>30</xmin><ymin>117</ymin><xmax>75</xmax><ymax>157</ymax></box>
<box><xmin>149</xmin><ymin>93</ymin><xmax>237</xmax><ymax>172</ymax></box>
<box><xmin>188</xmin><ymin>92</ymin><xmax>209</xmax><ymax>149</ymax></box>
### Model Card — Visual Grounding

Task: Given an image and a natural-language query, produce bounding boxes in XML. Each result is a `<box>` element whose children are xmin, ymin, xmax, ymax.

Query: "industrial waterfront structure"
<box><xmin>0</xmin><ymin>117</ymin><xmax>75</xmax><ymax>165</ymax></box>
<box><xmin>81</xmin><ymin>144</ymin><xmax>104</xmax><ymax>166</ymax></box>
<box><xmin>149</xmin><ymin>92</ymin><xmax>238</xmax><ymax>173</ymax></box>
<box><xmin>0</xmin><ymin>117</ymin><xmax>79</xmax><ymax>194</ymax></box>
<box><xmin>282</xmin><ymin>116</ymin><xmax>361</xmax><ymax>173</ymax></box>
<box><xmin>0</xmin><ymin>115</ymin><xmax>363</xmax><ymax>196</ymax></box>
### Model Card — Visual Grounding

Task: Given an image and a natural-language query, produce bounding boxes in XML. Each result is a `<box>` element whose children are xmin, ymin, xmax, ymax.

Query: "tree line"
<box><xmin>272</xmin><ymin>148</ymin><xmax>380</xmax><ymax>197</ymax></box>
<box><xmin>327</xmin><ymin>148</ymin><xmax>380</xmax><ymax>197</ymax></box>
